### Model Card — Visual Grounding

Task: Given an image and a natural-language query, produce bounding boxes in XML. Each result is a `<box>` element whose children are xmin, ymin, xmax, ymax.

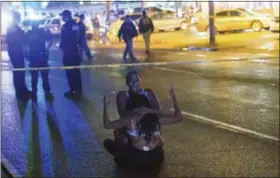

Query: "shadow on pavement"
<box><xmin>26</xmin><ymin>101</ymin><xmax>43</xmax><ymax>177</ymax></box>
<box><xmin>16</xmin><ymin>98</ymin><xmax>29</xmax><ymax>124</ymax></box>
<box><xmin>44</xmin><ymin>97</ymin><xmax>70</xmax><ymax>177</ymax></box>
<box><xmin>115</xmin><ymin>163</ymin><xmax>163</xmax><ymax>178</ymax></box>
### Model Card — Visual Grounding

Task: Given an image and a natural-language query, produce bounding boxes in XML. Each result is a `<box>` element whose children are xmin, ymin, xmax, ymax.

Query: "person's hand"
<box><xmin>129</xmin><ymin>114</ymin><xmax>141</xmax><ymax>130</ymax></box>
<box><xmin>133</xmin><ymin>107</ymin><xmax>149</xmax><ymax>117</ymax></box>
<box><xmin>169</xmin><ymin>84</ymin><xmax>176</xmax><ymax>100</ymax></box>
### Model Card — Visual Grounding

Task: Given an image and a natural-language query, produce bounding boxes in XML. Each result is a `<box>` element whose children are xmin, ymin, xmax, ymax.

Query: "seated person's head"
<box><xmin>137</xmin><ymin>113</ymin><xmax>160</xmax><ymax>142</ymax></box>
<box><xmin>126</xmin><ymin>71</ymin><xmax>140</xmax><ymax>93</ymax></box>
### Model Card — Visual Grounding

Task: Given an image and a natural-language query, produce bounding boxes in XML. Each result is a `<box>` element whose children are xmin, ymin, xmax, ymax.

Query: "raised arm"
<box><xmin>103</xmin><ymin>96</ymin><xmax>130</xmax><ymax>129</ymax></box>
<box><xmin>157</xmin><ymin>85</ymin><xmax>183</xmax><ymax>125</ymax></box>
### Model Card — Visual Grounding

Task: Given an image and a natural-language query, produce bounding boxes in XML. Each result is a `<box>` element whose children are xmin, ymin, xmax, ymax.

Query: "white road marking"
<box><xmin>172</xmin><ymin>85</ymin><xmax>279</xmax><ymax>110</ymax></box>
<box><xmin>171</xmin><ymin>109</ymin><xmax>279</xmax><ymax>142</ymax></box>
<box><xmin>155</xmin><ymin>67</ymin><xmax>200</xmax><ymax>76</ymax></box>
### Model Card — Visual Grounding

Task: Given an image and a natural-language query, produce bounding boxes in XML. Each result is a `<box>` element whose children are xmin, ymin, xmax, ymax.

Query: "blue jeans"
<box><xmin>123</xmin><ymin>37</ymin><xmax>136</xmax><ymax>61</ymax></box>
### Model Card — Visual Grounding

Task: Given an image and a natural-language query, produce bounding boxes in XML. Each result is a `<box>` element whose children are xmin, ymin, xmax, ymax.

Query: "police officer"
<box><xmin>6</xmin><ymin>11</ymin><xmax>31</xmax><ymax>100</ymax></box>
<box><xmin>78</xmin><ymin>14</ymin><xmax>93</xmax><ymax>60</ymax></box>
<box><xmin>60</xmin><ymin>10</ymin><xmax>83</xmax><ymax>97</ymax></box>
<box><xmin>118</xmin><ymin>15</ymin><xmax>138</xmax><ymax>62</ymax></box>
<box><xmin>26</xmin><ymin>20</ymin><xmax>53</xmax><ymax>99</ymax></box>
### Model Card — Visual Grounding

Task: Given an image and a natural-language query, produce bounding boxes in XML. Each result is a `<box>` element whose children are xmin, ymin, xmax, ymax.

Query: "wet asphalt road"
<box><xmin>1</xmin><ymin>44</ymin><xmax>279</xmax><ymax>177</ymax></box>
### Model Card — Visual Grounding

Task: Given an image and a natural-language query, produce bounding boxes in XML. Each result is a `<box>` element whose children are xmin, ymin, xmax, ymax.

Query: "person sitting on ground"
<box><xmin>103</xmin><ymin>81</ymin><xmax>182</xmax><ymax>166</ymax></box>
<box><xmin>113</xmin><ymin>70</ymin><xmax>162</xmax><ymax>146</ymax></box>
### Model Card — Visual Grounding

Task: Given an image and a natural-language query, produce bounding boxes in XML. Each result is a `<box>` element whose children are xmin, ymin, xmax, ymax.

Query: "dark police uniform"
<box><xmin>78</xmin><ymin>20</ymin><xmax>92</xmax><ymax>60</ymax></box>
<box><xmin>60</xmin><ymin>17</ymin><xmax>82</xmax><ymax>94</ymax></box>
<box><xmin>26</xmin><ymin>28</ymin><xmax>52</xmax><ymax>95</ymax></box>
<box><xmin>6</xmin><ymin>23</ymin><xmax>30</xmax><ymax>99</ymax></box>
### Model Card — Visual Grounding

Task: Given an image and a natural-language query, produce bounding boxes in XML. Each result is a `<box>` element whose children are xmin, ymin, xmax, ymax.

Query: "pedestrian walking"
<box><xmin>138</xmin><ymin>10</ymin><xmax>154</xmax><ymax>55</ymax></box>
<box><xmin>6</xmin><ymin>11</ymin><xmax>31</xmax><ymax>100</ymax></box>
<box><xmin>60</xmin><ymin>10</ymin><xmax>83</xmax><ymax>97</ymax></box>
<box><xmin>92</xmin><ymin>15</ymin><xmax>101</xmax><ymax>42</ymax></box>
<box><xmin>118</xmin><ymin>15</ymin><xmax>138</xmax><ymax>62</ymax></box>
<box><xmin>26</xmin><ymin>20</ymin><xmax>53</xmax><ymax>100</ymax></box>
<box><xmin>79</xmin><ymin>14</ymin><xmax>94</xmax><ymax>60</ymax></box>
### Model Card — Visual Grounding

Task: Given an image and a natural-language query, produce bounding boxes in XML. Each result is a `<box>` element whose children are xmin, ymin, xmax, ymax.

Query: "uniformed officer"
<box><xmin>26</xmin><ymin>20</ymin><xmax>53</xmax><ymax>99</ymax></box>
<box><xmin>60</xmin><ymin>10</ymin><xmax>83</xmax><ymax>97</ymax></box>
<box><xmin>6</xmin><ymin>11</ymin><xmax>31</xmax><ymax>100</ymax></box>
<box><xmin>78</xmin><ymin>14</ymin><xmax>93</xmax><ymax>60</ymax></box>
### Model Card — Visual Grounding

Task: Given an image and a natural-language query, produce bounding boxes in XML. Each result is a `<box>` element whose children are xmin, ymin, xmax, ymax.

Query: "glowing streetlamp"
<box><xmin>41</xmin><ymin>1</ymin><xmax>49</xmax><ymax>9</ymax></box>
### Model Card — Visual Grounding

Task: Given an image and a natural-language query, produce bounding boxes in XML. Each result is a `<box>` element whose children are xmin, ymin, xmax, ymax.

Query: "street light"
<box><xmin>41</xmin><ymin>1</ymin><xmax>49</xmax><ymax>9</ymax></box>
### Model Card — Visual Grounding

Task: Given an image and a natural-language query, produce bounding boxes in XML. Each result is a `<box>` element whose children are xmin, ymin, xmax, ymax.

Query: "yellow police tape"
<box><xmin>11</xmin><ymin>57</ymin><xmax>279</xmax><ymax>72</ymax></box>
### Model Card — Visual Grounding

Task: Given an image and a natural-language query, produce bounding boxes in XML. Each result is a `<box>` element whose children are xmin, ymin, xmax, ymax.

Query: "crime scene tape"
<box><xmin>10</xmin><ymin>56</ymin><xmax>279</xmax><ymax>72</ymax></box>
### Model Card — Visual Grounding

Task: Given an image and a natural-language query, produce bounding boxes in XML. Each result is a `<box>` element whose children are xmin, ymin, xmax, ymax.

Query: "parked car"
<box><xmin>149</xmin><ymin>11</ymin><xmax>187</xmax><ymax>31</ymax></box>
<box><xmin>44</xmin><ymin>17</ymin><xmax>63</xmax><ymax>35</ymax></box>
<box><xmin>237</xmin><ymin>8</ymin><xmax>271</xmax><ymax>30</ymax></box>
<box><xmin>106</xmin><ymin>12</ymin><xmax>188</xmax><ymax>42</ymax></box>
<box><xmin>270</xmin><ymin>16</ymin><xmax>279</xmax><ymax>33</ymax></box>
<box><xmin>20</xmin><ymin>18</ymin><xmax>48</xmax><ymax>33</ymax></box>
<box><xmin>196</xmin><ymin>8</ymin><xmax>270</xmax><ymax>34</ymax></box>
<box><xmin>133</xmin><ymin>7</ymin><xmax>163</xmax><ymax>14</ymax></box>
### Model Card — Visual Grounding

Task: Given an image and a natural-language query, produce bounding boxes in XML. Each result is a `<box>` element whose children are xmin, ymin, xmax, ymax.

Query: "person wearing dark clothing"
<box><xmin>118</xmin><ymin>15</ymin><xmax>138</xmax><ymax>61</ymax></box>
<box><xmin>79</xmin><ymin>14</ymin><xmax>93</xmax><ymax>60</ymax></box>
<box><xmin>102</xmin><ymin>71</ymin><xmax>183</xmax><ymax>167</ymax></box>
<box><xmin>26</xmin><ymin>20</ymin><xmax>53</xmax><ymax>99</ymax></box>
<box><xmin>138</xmin><ymin>11</ymin><xmax>154</xmax><ymax>55</ymax></box>
<box><xmin>6</xmin><ymin>11</ymin><xmax>31</xmax><ymax>100</ymax></box>
<box><xmin>60</xmin><ymin>10</ymin><xmax>83</xmax><ymax>97</ymax></box>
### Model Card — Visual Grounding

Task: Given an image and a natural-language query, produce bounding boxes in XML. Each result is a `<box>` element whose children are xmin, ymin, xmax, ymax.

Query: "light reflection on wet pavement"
<box><xmin>1</xmin><ymin>46</ymin><xmax>279</xmax><ymax>177</ymax></box>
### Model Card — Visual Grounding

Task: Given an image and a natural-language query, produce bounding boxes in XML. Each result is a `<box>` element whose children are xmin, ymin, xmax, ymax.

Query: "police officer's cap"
<box><xmin>80</xmin><ymin>14</ymin><xmax>85</xmax><ymax>19</ymax></box>
<box><xmin>60</xmin><ymin>10</ymin><xmax>72</xmax><ymax>17</ymax></box>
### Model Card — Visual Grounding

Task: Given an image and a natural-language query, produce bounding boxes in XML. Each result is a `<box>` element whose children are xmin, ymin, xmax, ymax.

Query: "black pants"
<box><xmin>104</xmin><ymin>139</ymin><xmax>164</xmax><ymax>167</ymax></box>
<box><xmin>10</xmin><ymin>55</ymin><xmax>29</xmax><ymax>97</ymax></box>
<box><xmin>29</xmin><ymin>55</ymin><xmax>50</xmax><ymax>93</ymax></box>
<box><xmin>63</xmin><ymin>52</ymin><xmax>82</xmax><ymax>92</ymax></box>
<box><xmin>80</xmin><ymin>40</ymin><xmax>92</xmax><ymax>60</ymax></box>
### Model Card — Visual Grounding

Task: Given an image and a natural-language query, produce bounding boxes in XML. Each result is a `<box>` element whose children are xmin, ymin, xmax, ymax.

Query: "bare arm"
<box><xmin>103</xmin><ymin>96</ymin><xmax>129</xmax><ymax>129</ymax></box>
<box><xmin>157</xmin><ymin>85</ymin><xmax>183</xmax><ymax>125</ymax></box>
<box><xmin>146</xmin><ymin>89</ymin><xmax>161</xmax><ymax>111</ymax></box>
<box><xmin>116</xmin><ymin>91</ymin><xmax>137</xmax><ymax>119</ymax></box>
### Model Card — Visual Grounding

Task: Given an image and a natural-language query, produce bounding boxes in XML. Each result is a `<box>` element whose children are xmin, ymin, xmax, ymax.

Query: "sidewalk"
<box><xmin>93</xmin><ymin>31</ymin><xmax>279</xmax><ymax>52</ymax></box>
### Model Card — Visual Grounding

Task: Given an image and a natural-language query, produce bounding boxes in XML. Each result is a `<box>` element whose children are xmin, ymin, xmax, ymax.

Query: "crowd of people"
<box><xmin>118</xmin><ymin>10</ymin><xmax>154</xmax><ymax>62</ymax></box>
<box><xmin>6</xmin><ymin>8</ymin><xmax>183</xmax><ymax>169</ymax></box>
<box><xmin>6</xmin><ymin>10</ymin><xmax>93</xmax><ymax>100</ymax></box>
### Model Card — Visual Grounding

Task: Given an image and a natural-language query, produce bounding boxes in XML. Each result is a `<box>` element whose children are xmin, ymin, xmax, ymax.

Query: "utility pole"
<box><xmin>175</xmin><ymin>1</ymin><xmax>179</xmax><ymax>18</ymax></box>
<box><xmin>106</xmin><ymin>0</ymin><xmax>110</xmax><ymax>22</ymax></box>
<box><xmin>208</xmin><ymin>0</ymin><xmax>216</xmax><ymax>46</ymax></box>
<box><xmin>141</xmin><ymin>0</ymin><xmax>144</xmax><ymax>9</ymax></box>
<box><xmin>23</xmin><ymin>2</ymin><xmax>27</xmax><ymax>17</ymax></box>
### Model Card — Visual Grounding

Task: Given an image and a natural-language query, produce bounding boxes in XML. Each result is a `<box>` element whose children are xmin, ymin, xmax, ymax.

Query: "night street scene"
<box><xmin>1</xmin><ymin>1</ymin><xmax>279</xmax><ymax>177</ymax></box>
